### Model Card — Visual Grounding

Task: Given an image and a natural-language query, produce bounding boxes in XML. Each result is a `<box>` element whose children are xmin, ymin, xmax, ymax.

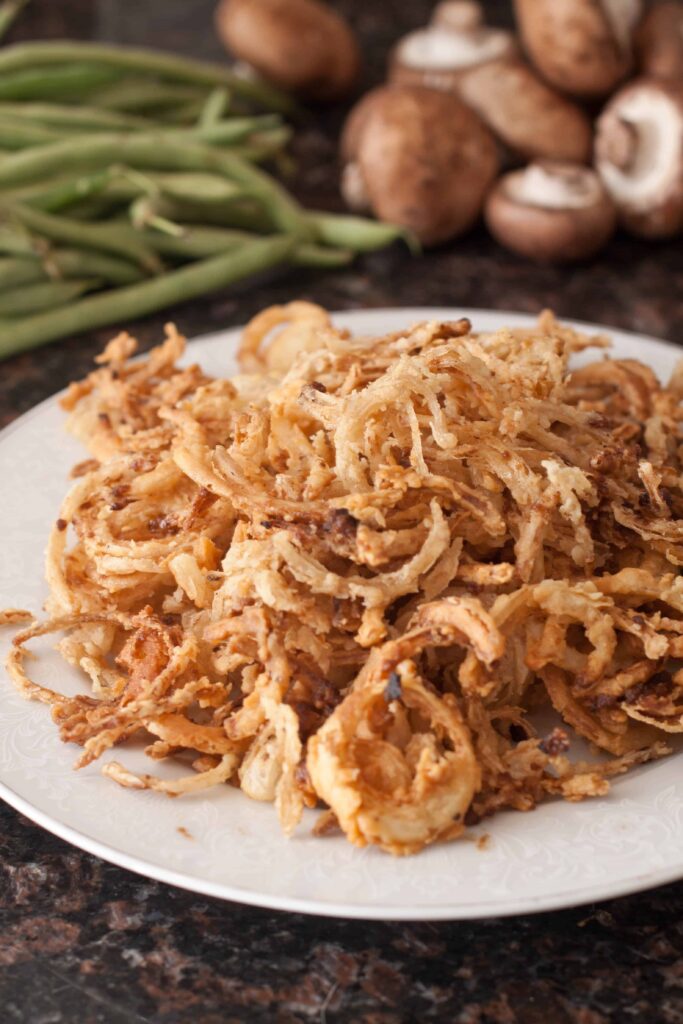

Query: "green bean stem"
<box><xmin>0</xmin><ymin>234</ymin><xmax>295</xmax><ymax>359</ymax></box>
<box><xmin>0</xmin><ymin>42</ymin><xmax>297</xmax><ymax>114</ymax></box>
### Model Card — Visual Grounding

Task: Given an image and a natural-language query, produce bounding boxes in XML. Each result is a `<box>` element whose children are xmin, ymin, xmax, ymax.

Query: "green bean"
<box><xmin>142</xmin><ymin>230</ymin><xmax>353</xmax><ymax>268</ymax></box>
<box><xmin>0</xmin><ymin>42</ymin><xmax>297</xmax><ymax>114</ymax></box>
<box><xmin>45</xmin><ymin>248</ymin><xmax>143</xmax><ymax>286</ymax></box>
<box><xmin>0</xmin><ymin>0</ymin><xmax>30</xmax><ymax>43</ymax></box>
<box><xmin>60</xmin><ymin>198</ymin><xmax>123</xmax><ymax>222</ymax></box>
<box><xmin>310</xmin><ymin>212</ymin><xmax>416</xmax><ymax>253</ymax></box>
<box><xmin>199</xmin><ymin>88</ymin><xmax>230</xmax><ymax>129</ymax></box>
<box><xmin>7</xmin><ymin>168</ymin><xmax>229</xmax><ymax>214</ymax></box>
<box><xmin>0</xmin><ymin>64</ymin><xmax>120</xmax><ymax>101</ymax></box>
<box><xmin>0</xmin><ymin>117</ymin><xmax>66</xmax><ymax>149</ymax></box>
<box><xmin>0</xmin><ymin>135</ymin><xmax>311</xmax><ymax>238</ymax></box>
<box><xmin>138</xmin><ymin>225</ymin><xmax>253</xmax><ymax>260</ymax></box>
<box><xmin>0</xmin><ymin>277</ymin><xmax>101</xmax><ymax>318</ymax></box>
<box><xmin>88</xmin><ymin>78</ymin><xmax>205</xmax><ymax>113</ymax></box>
<box><xmin>0</xmin><ymin>247</ymin><xmax>141</xmax><ymax>287</ymax></box>
<box><xmin>0</xmin><ymin>225</ymin><xmax>39</xmax><ymax>256</ymax></box>
<box><xmin>229</xmin><ymin>128</ymin><xmax>294</xmax><ymax>163</ymax></box>
<box><xmin>0</xmin><ymin>255</ymin><xmax>46</xmax><ymax>289</ymax></box>
<box><xmin>190</xmin><ymin>114</ymin><xmax>284</xmax><ymax>145</ymax></box>
<box><xmin>0</xmin><ymin>234</ymin><xmax>295</xmax><ymax>358</ymax></box>
<box><xmin>134</xmin><ymin>195</ymin><xmax>274</xmax><ymax>234</ymax></box>
<box><xmin>16</xmin><ymin>168</ymin><xmax>114</xmax><ymax>213</ymax></box>
<box><xmin>293</xmin><ymin>244</ymin><xmax>354</xmax><ymax>268</ymax></box>
<box><xmin>159</xmin><ymin>97</ymin><xmax>207</xmax><ymax>124</ymax></box>
<box><xmin>1</xmin><ymin>202</ymin><xmax>163</xmax><ymax>273</ymax></box>
<box><xmin>135</xmin><ymin>171</ymin><xmax>244</xmax><ymax>203</ymax></box>
<box><xmin>0</xmin><ymin>101</ymin><xmax>154</xmax><ymax>131</ymax></box>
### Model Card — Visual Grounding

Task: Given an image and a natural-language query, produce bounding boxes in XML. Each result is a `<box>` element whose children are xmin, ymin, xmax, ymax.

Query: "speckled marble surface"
<box><xmin>2</xmin><ymin>2</ymin><xmax>683</xmax><ymax>1021</ymax></box>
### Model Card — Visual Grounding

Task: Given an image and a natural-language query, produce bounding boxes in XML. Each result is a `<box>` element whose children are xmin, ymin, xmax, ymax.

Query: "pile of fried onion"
<box><xmin>6</xmin><ymin>304</ymin><xmax>683</xmax><ymax>855</ymax></box>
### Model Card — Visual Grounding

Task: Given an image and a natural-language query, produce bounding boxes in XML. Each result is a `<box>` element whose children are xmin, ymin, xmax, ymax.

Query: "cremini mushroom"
<box><xmin>595</xmin><ymin>78</ymin><xmax>683</xmax><ymax>238</ymax></box>
<box><xmin>214</xmin><ymin>0</ymin><xmax>360</xmax><ymax>101</ymax></box>
<box><xmin>485</xmin><ymin>161</ymin><xmax>616</xmax><ymax>262</ymax></box>
<box><xmin>341</xmin><ymin>84</ymin><xmax>499</xmax><ymax>246</ymax></box>
<box><xmin>513</xmin><ymin>0</ymin><xmax>643</xmax><ymax>98</ymax></box>
<box><xmin>635</xmin><ymin>2</ymin><xmax>683</xmax><ymax>81</ymax></box>
<box><xmin>389</xmin><ymin>1</ymin><xmax>591</xmax><ymax>163</ymax></box>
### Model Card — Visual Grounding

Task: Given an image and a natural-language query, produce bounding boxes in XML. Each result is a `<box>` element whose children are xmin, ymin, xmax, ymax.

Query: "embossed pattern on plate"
<box><xmin>2</xmin><ymin>308</ymin><xmax>683</xmax><ymax>920</ymax></box>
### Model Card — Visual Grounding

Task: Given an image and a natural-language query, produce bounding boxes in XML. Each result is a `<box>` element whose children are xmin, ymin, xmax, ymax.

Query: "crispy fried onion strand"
<box><xmin>5</xmin><ymin>308</ymin><xmax>683</xmax><ymax>854</ymax></box>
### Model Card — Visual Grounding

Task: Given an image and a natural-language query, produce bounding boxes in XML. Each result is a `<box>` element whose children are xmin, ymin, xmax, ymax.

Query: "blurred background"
<box><xmin>1</xmin><ymin>0</ymin><xmax>681</xmax><ymax>403</ymax></box>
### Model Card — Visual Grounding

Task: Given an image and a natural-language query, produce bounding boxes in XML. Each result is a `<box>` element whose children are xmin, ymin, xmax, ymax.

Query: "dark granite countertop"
<box><xmin>2</xmin><ymin>2</ymin><xmax>683</xmax><ymax>1021</ymax></box>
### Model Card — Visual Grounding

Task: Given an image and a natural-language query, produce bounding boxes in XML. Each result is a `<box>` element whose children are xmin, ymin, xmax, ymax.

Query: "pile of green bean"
<box><xmin>0</xmin><ymin>39</ymin><xmax>406</xmax><ymax>359</ymax></box>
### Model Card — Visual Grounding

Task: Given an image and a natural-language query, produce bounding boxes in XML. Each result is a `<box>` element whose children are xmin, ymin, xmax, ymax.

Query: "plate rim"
<box><xmin>2</xmin><ymin>305</ymin><xmax>682</xmax><ymax>921</ymax></box>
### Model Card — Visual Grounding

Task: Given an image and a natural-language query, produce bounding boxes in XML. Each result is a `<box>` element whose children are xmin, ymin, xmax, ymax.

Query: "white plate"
<box><xmin>2</xmin><ymin>307</ymin><xmax>683</xmax><ymax>921</ymax></box>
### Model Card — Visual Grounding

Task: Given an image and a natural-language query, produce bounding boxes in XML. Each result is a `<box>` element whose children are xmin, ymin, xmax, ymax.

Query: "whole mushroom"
<box><xmin>485</xmin><ymin>162</ymin><xmax>616</xmax><ymax>262</ymax></box>
<box><xmin>596</xmin><ymin>79</ymin><xmax>683</xmax><ymax>239</ymax></box>
<box><xmin>513</xmin><ymin>0</ymin><xmax>642</xmax><ymax>99</ymax></box>
<box><xmin>341</xmin><ymin>84</ymin><xmax>499</xmax><ymax>247</ymax></box>
<box><xmin>389</xmin><ymin>1</ymin><xmax>591</xmax><ymax>163</ymax></box>
<box><xmin>635</xmin><ymin>2</ymin><xmax>683</xmax><ymax>81</ymax></box>
<box><xmin>215</xmin><ymin>0</ymin><xmax>360</xmax><ymax>101</ymax></box>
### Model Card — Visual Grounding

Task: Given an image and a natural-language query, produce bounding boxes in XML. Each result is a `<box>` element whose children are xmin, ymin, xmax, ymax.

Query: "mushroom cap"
<box><xmin>485</xmin><ymin>161</ymin><xmax>616</xmax><ymax>262</ymax></box>
<box><xmin>635</xmin><ymin>2</ymin><xmax>683</xmax><ymax>81</ymax></box>
<box><xmin>214</xmin><ymin>0</ymin><xmax>360</xmax><ymax>100</ymax></box>
<box><xmin>341</xmin><ymin>85</ymin><xmax>499</xmax><ymax>247</ymax></box>
<box><xmin>513</xmin><ymin>0</ymin><xmax>642</xmax><ymax>98</ymax></box>
<box><xmin>595</xmin><ymin>78</ymin><xmax>683</xmax><ymax>239</ymax></box>
<box><xmin>455</xmin><ymin>59</ymin><xmax>592</xmax><ymax>163</ymax></box>
<box><xmin>389</xmin><ymin>18</ymin><xmax>590</xmax><ymax>163</ymax></box>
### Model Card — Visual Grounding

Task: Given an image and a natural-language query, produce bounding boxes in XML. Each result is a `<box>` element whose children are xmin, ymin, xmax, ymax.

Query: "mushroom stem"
<box><xmin>432</xmin><ymin>1</ymin><xmax>483</xmax><ymax>32</ymax></box>
<box><xmin>595</xmin><ymin>79</ymin><xmax>683</xmax><ymax>239</ymax></box>
<box><xmin>512</xmin><ymin>162</ymin><xmax>603</xmax><ymax>209</ymax></box>
<box><xmin>601</xmin><ymin>117</ymin><xmax>639</xmax><ymax>172</ymax></box>
<box><xmin>341</xmin><ymin>162</ymin><xmax>370</xmax><ymax>213</ymax></box>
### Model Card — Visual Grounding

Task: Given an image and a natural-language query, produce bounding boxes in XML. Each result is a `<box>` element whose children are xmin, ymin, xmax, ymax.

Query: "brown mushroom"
<box><xmin>389</xmin><ymin>1</ymin><xmax>591</xmax><ymax>163</ymax></box>
<box><xmin>214</xmin><ymin>0</ymin><xmax>360</xmax><ymax>101</ymax></box>
<box><xmin>635</xmin><ymin>2</ymin><xmax>683</xmax><ymax>81</ymax></box>
<box><xmin>595</xmin><ymin>78</ymin><xmax>683</xmax><ymax>239</ymax></box>
<box><xmin>513</xmin><ymin>0</ymin><xmax>642</xmax><ymax>99</ymax></box>
<box><xmin>485</xmin><ymin>161</ymin><xmax>616</xmax><ymax>262</ymax></box>
<box><xmin>340</xmin><ymin>84</ymin><xmax>499</xmax><ymax>246</ymax></box>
